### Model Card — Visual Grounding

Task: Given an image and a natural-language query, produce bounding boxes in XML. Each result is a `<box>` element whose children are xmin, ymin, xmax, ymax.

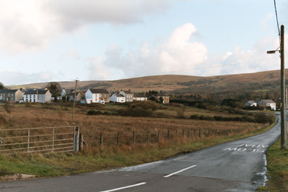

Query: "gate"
<box><xmin>0</xmin><ymin>126</ymin><xmax>80</xmax><ymax>155</ymax></box>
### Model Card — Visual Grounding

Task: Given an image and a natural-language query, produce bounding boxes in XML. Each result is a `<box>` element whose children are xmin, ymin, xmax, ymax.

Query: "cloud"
<box><xmin>0</xmin><ymin>0</ymin><xmax>172</xmax><ymax>53</ymax></box>
<box><xmin>60</xmin><ymin>50</ymin><xmax>80</xmax><ymax>60</ymax></box>
<box><xmin>88</xmin><ymin>23</ymin><xmax>208</xmax><ymax>80</ymax></box>
<box><xmin>0</xmin><ymin>70</ymin><xmax>53</xmax><ymax>85</ymax></box>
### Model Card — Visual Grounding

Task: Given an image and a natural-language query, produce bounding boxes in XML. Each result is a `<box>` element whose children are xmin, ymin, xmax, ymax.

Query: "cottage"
<box><xmin>67</xmin><ymin>92</ymin><xmax>81</xmax><ymax>102</ymax></box>
<box><xmin>258</xmin><ymin>99</ymin><xmax>276</xmax><ymax>110</ymax></box>
<box><xmin>119</xmin><ymin>90</ymin><xmax>134</xmax><ymax>102</ymax></box>
<box><xmin>133</xmin><ymin>94</ymin><xmax>147</xmax><ymax>101</ymax></box>
<box><xmin>154</xmin><ymin>93</ymin><xmax>170</xmax><ymax>104</ymax></box>
<box><xmin>110</xmin><ymin>93</ymin><xmax>125</xmax><ymax>103</ymax></box>
<box><xmin>0</xmin><ymin>89</ymin><xmax>23</xmax><ymax>103</ymax></box>
<box><xmin>245</xmin><ymin>100</ymin><xmax>257</xmax><ymax>107</ymax></box>
<box><xmin>23</xmin><ymin>89</ymin><xmax>52</xmax><ymax>103</ymax></box>
<box><xmin>85</xmin><ymin>89</ymin><xmax>110</xmax><ymax>104</ymax></box>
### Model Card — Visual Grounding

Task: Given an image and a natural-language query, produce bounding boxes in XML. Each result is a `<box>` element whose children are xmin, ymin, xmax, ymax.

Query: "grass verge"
<box><xmin>257</xmin><ymin>136</ymin><xmax>288</xmax><ymax>191</ymax></box>
<box><xmin>0</xmin><ymin>119</ymin><xmax>277</xmax><ymax>180</ymax></box>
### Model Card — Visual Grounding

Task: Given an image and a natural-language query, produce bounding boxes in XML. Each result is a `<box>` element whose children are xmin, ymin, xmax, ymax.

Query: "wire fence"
<box><xmin>84</xmin><ymin>127</ymin><xmax>257</xmax><ymax>147</ymax></box>
<box><xmin>0</xmin><ymin>126</ymin><xmax>80</xmax><ymax>155</ymax></box>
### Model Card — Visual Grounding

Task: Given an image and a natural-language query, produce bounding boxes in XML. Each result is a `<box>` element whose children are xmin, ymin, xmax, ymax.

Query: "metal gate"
<box><xmin>0</xmin><ymin>126</ymin><xmax>80</xmax><ymax>155</ymax></box>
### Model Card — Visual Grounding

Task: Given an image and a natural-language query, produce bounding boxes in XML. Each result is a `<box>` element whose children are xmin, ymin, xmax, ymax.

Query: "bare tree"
<box><xmin>46</xmin><ymin>82</ymin><xmax>62</xmax><ymax>97</ymax></box>
<box><xmin>0</xmin><ymin>82</ymin><xmax>4</xmax><ymax>90</ymax></box>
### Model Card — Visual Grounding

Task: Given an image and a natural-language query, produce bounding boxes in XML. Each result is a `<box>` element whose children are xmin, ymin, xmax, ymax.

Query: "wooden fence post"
<box><xmin>27</xmin><ymin>129</ymin><xmax>30</xmax><ymax>153</ymax></box>
<box><xmin>194</xmin><ymin>129</ymin><xmax>196</xmax><ymax>139</ymax></box>
<box><xmin>79</xmin><ymin>133</ymin><xmax>83</xmax><ymax>151</ymax></box>
<box><xmin>117</xmin><ymin>132</ymin><xmax>119</xmax><ymax>146</ymax></box>
<box><xmin>133</xmin><ymin>131</ymin><xmax>135</xmax><ymax>143</ymax></box>
<box><xmin>147</xmin><ymin>131</ymin><xmax>149</xmax><ymax>142</ymax></box>
<box><xmin>100</xmin><ymin>133</ymin><xmax>103</xmax><ymax>145</ymax></box>
<box><xmin>158</xmin><ymin>130</ymin><xmax>160</xmax><ymax>142</ymax></box>
<box><xmin>182</xmin><ymin>130</ymin><xmax>184</xmax><ymax>137</ymax></box>
<box><xmin>168</xmin><ymin>130</ymin><xmax>170</xmax><ymax>139</ymax></box>
<box><xmin>188</xmin><ymin>130</ymin><xmax>190</xmax><ymax>138</ymax></box>
<box><xmin>199</xmin><ymin>129</ymin><xmax>201</xmax><ymax>138</ymax></box>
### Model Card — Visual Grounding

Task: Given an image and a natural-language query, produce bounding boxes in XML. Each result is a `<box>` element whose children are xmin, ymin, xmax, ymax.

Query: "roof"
<box><xmin>247</xmin><ymin>100</ymin><xmax>256</xmax><ymax>103</ymax></box>
<box><xmin>24</xmin><ymin>89</ymin><xmax>48</xmax><ymax>95</ymax></box>
<box><xmin>90</xmin><ymin>89</ymin><xmax>109</xmax><ymax>94</ymax></box>
<box><xmin>121</xmin><ymin>90</ymin><xmax>133</xmax><ymax>94</ymax></box>
<box><xmin>134</xmin><ymin>94</ymin><xmax>147</xmax><ymax>98</ymax></box>
<box><xmin>0</xmin><ymin>89</ymin><xmax>20</xmax><ymax>93</ymax></box>
<box><xmin>155</xmin><ymin>93</ymin><xmax>168</xmax><ymax>97</ymax></box>
<box><xmin>116</xmin><ymin>94</ymin><xmax>125</xmax><ymax>97</ymax></box>
<box><xmin>259</xmin><ymin>99</ymin><xmax>276</xmax><ymax>104</ymax></box>
<box><xmin>0</xmin><ymin>89</ymin><xmax>9</xmax><ymax>93</ymax></box>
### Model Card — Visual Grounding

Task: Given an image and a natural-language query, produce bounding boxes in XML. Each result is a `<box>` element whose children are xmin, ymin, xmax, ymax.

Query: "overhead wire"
<box><xmin>273</xmin><ymin>0</ymin><xmax>281</xmax><ymax>45</ymax></box>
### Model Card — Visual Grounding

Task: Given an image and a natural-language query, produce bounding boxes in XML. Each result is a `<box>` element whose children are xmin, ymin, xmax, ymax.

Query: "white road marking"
<box><xmin>100</xmin><ymin>182</ymin><xmax>146</xmax><ymax>192</ymax></box>
<box><xmin>164</xmin><ymin>165</ymin><xmax>197</xmax><ymax>178</ymax></box>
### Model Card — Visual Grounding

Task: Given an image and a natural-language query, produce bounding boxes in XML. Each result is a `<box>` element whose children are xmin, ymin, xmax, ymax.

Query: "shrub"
<box><xmin>176</xmin><ymin>109</ymin><xmax>185</xmax><ymax>118</ymax></box>
<box><xmin>3</xmin><ymin>102</ymin><xmax>12</xmax><ymax>113</ymax></box>
<box><xmin>255</xmin><ymin>112</ymin><xmax>274</xmax><ymax>124</ymax></box>
<box><xmin>118</xmin><ymin>106</ymin><xmax>153</xmax><ymax>117</ymax></box>
<box><xmin>87</xmin><ymin>110</ymin><xmax>102</xmax><ymax>115</ymax></box>
<box><xmin>130</xmin><ymin>101</ymin><xmax>160</xmax><ymax>111</ymax></box>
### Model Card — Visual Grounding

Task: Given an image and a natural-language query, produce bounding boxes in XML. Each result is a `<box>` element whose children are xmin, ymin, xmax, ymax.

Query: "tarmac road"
<box><xmin>0</xmin><ymin>115</ymin><xmax>281</xmax><ymax>192</ymax></box>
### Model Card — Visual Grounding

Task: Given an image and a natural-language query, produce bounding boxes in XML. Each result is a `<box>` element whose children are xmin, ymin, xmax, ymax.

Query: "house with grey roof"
<box><xmin>245</xmin><ymin>100</ymin><xmax>257</xmax><ymax>107</ymax></box>
<box><xmin>257</xmin><ymin>99</ymin><xmax>276</xmax><ymax>110</ymax></box>
<box><xmin>0</xmin><ymin>89</ymin><xmax>23</xmax><ymax>103</ymax></box>
<box><xmin>110</xmin><ymin>93</ymin><xmax>125</xmax><ymax>103</ymax></box>
<box><xmin>119</xmin><ymin>90</ymin><xmax>134</xmax><ymax>102</ymax></box>
<box><xmin>85</xmin><ymin>89</ymin><xmax>110</xmax><ymax>104</ymax></box>
<box><xmin>23</xmin><ymin>89</ymin><xmax>51</xmax><ymax>103</ymax></box>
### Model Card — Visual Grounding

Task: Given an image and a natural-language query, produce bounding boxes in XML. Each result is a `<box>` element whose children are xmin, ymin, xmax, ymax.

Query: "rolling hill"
<box><xmin>6</xmin><ymin>69</ymin><xmax>286</xmax><ymax>98</ymax></box>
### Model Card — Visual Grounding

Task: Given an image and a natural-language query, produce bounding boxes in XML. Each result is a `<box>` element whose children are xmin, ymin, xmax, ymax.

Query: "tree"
<box><xmin>0</xmin><ymin>82</ymin><xmax>5</xmax><ymax>90</ymax></box>
<box><xmin>46</xmin><ymin>82</ymin><xmax>62</xmax><ymax>97</ymax></box>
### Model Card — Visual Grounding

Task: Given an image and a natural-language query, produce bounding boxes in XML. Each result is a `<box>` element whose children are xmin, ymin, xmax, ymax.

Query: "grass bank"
<box><xmin>258</xmin><ymin>136</ymin><xmax>288</xmax><ymax>192</ymax></box>
<box><xmin>0</xmin><ymin>119</ymin><xmax>277</xmax><ymax>179</ymax></box>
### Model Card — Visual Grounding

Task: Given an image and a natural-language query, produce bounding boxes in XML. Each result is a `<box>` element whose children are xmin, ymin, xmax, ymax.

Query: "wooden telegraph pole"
<box><xmin>72</xmin><ymin>79</ymin><xmax>78</xmax><ymax>120</ymax></box>
<box><xmin>280</xmin><ymin>25</ymin><xmax>286</xmax><ymax>149</ymax></box>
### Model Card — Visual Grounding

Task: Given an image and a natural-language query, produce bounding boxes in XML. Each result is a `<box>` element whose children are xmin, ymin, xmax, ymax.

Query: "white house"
<box><xmin>85</xmin><ymin>89</ymin><xmax>110</xmax><ymax>104</ymax></box>
<box><xmin>258</xmin><ymin>99</ymin><xmax>276</xmax><ymax>110</ymax></box>
<box><xmin>245</xmin><ymin>100</ymin><xmax>257</xmax><ymax>107</ymax></box>
<box><xmin>110</xmin><ymin>93</ymin><xmax>125</xmax><ymax>103</ymax></box>
<box><xmin>24</xmin><ymin>89</ymin><xmax>52</xmax><ymax>103</ymax></box>
<box><xmin>119</xmin><ymin>90</ymin><xmax>134</xmax><ymax>102</ymax></box>
<box><xmin>133</xmin><ymin>94</ymin><xmax>147</xmax><ymax>101</ymax></box>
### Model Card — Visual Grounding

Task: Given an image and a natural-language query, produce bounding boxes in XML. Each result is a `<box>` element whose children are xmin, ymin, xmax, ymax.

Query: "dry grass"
<box><xmin>0</xmin><ymin>103</ymin><xmax>267</xmax><ymax>148</ymax></box>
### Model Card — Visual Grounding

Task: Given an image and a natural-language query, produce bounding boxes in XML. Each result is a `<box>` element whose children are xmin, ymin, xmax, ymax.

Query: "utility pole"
<box><xmin>280</xmin><ymin>25</ymin><xmax>286</xmax><ymax>149</ymax></box>
<box><xmin>72</xmin><ymin>79</ymin><xmax>78</xmax><ymax>120</ymax></box>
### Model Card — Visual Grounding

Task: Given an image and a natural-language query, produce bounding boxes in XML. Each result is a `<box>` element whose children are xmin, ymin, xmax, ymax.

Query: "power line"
<box><xmin>273</xmin><ymin>0</ymin><xmax>280</xmax><ymax>36</ymax></box>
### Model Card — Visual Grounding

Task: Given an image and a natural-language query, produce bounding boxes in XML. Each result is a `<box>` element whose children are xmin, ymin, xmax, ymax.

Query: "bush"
<box><xmin>118</xmin><ymin>106</ymin><xmax>153</xmax><ymax>117</ymax></box>
<box><xmin>130</xmin><ymin>101</ymin><xmax>160</xmax><ymax>111</ymax></box>
<box><xmin>3</xmin><ymin>102</ymin><xmax>12</xmax><ymax>113</ymax></box>
<box><xmin>255</xmin><ymin>112</ymin><xmax>274</xmax><ymax>124</ymax></box>
<box><xmin>87</xmin><ymin>110</ymin><xmax>102</xmax><ymax>115</ymax></box>
<box><xmin>176</xmin><ymin>109</ymin><xmax>185</xmax><ymax>118</ymax></box>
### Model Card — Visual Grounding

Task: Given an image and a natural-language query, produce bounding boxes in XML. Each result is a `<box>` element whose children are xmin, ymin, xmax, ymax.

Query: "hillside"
<box><xmin>7</xmin><ymin>69</ymin><xmax>286</xmax><ymax>97</ymax></box>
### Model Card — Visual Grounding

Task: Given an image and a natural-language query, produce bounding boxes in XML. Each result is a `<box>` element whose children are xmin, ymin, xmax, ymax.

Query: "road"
<box><xmin>0</xmin><ymin>116</ymin><xmax>281</xmax><ymax>192</ymax></box>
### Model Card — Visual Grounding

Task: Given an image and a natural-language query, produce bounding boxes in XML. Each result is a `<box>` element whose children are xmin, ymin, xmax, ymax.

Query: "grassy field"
<box><xmin>0</xmin><ymin>102</ymin><xmax>275</xmax><ymax>179</ymax></box>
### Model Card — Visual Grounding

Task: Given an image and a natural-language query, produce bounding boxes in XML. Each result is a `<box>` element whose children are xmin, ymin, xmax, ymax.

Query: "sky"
<box><xmin>0</xmin><ymin>0</ymin><xmax>288</xmax><ymax>86</ymax></box>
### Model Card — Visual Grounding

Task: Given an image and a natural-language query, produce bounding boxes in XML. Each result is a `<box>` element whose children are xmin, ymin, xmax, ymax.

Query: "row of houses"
<box><xmin>245</xmin><ymin>100</ymin><xmax>276</xmax><ymax>110</ymax></box>
<box><xmin>0</xmin><ymin>88</ymin><xmax>170</xmax><ymax>104</ymax></box>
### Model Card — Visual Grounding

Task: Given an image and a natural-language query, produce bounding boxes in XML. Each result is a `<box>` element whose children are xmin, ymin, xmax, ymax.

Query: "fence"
<box><xmin>85</xmin><ymin>127</ymin><xmax>253</xmax><ymax>147</ymax></box>
<box><xmin>0</xmin><ymin>126</ymin><xmax>80</xmax><ymax>155</ymax></box>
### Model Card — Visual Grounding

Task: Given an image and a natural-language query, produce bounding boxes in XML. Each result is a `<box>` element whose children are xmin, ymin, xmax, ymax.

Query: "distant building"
<box><xmin>119</xmin><ymin>90</ymin><xmax>134</xmax><ymax>102</ymax></box>
<box><xmin>85</xmin><ymin>89</ymin><xmax>110</xmax><ymax>104</ymax></box>
<box><xmin>110</xmin><ymin>93</ymin><xmax>125</xmax><ymax>103</ymax></box>
<box><xmin>154</xmin><ymin>93</ymin><xmax>170</xmax><ymax>104</ymax></box>
<box><xmin>0</xmin><ymin>89</ymin><xmax>23</xmax><ymax>103</ymax></box>
<box><xmin>258</xmin><ymin>99</ymin><xmax>276</xmax><ymax>110</ymax></box>
<box><xmin>133</xmin><ymin>94</ymin><xmax>147</xmax><ymax>101</ymax></box>
<box><xmin>245</xmin><ymin>100</ymin><xmax>257</xmax><ymax>107</ymax></box>
<box><xmin>23</xmin><ymin>89</ymin><xmax>51</xmax><ymax>103</ymax></box>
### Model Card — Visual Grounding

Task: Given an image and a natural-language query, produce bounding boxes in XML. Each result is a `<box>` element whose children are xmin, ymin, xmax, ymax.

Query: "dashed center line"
<box><xmin>164</xmin><ymin>165</ymin><xmax>197</xmax><ymax>178</ymax></box>
<box><xmin>100</xmin><ymin>182</ymin><xmax>146</xmax><ymax>192</ymax></box>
